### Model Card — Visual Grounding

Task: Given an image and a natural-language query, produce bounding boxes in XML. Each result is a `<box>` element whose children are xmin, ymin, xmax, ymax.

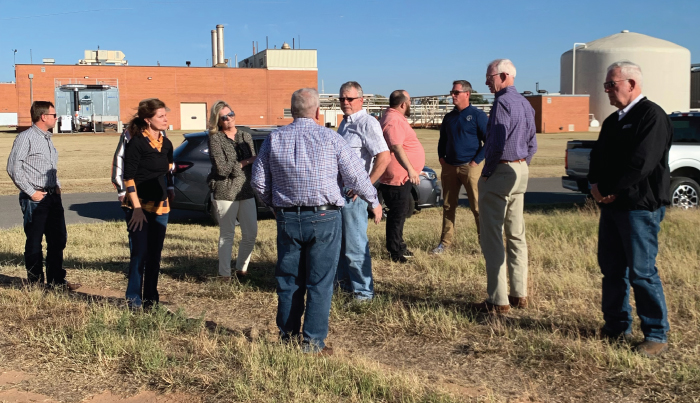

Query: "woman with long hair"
<box><xmin>122</xmin><ymin>98</ymin><xmax>174</xmax><ymax>309</ymax></box>
<box><xmin>207</xmin><ymin>101</ymin><xmax>258</xmax><ymax>280</ymax></box>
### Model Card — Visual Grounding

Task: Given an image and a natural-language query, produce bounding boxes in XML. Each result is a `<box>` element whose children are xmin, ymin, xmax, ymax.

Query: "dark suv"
<box><xmin>171</xmin><ymin>126</ymin><xmax>442</xmax><ymax>222</ymax></box>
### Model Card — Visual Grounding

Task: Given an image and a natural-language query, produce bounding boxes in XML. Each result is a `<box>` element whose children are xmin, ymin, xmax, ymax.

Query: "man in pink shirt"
<box><xmin>379</xmin><ymin>90</ymin><xmax>426</xmax><ymax>263</ymax></box>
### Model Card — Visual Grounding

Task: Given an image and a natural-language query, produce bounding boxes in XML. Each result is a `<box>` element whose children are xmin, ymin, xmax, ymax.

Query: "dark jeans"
<box><xmin>275</xmin><ymin>209</ymin><xmax>341</xmax><ymax>352</ymax></box>
<box><xmin>124</xmin><ymin>210</ymin><xmax>168</xmax><ymax>308</ymax></box>
<box><xmin>598</xmin><ymin>206</ymin><xmax>669</xmax><ymax>343</ymax></box>
<box><xmin>380</xmin><ymin>182</ymin><xmax>413</xmax><ymax>258</ymax></box>
<box><xmin>19</xmin><ymin>192</ymin><xmax>67</xmax><ymax>285</ymax></box>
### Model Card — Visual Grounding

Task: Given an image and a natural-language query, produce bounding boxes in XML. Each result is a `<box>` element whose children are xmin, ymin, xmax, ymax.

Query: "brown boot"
<box><xmin>470</xmin><ymin>300</ymin><xmax>510</xmax><ymax>314</ymax></box>
<box><xmin>317</xmin><ymin>346</ymin><xmax>334</xmax><ymax>357</ymax></box>
<box><xmin>508</xmin><ymin>295</ymin><xmax>528</xmax><ymax>309</ymax></box>
<box><xmin>635</xmin><ymin>340</ymin><xmax>668</xmax><ymax>357</ymax></box>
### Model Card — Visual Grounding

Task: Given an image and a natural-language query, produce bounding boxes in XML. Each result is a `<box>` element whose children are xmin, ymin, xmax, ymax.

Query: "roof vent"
<box><xmin>281</xmin><ymin>42</ymin><xmax>291</xmax><ymax>50</ymax></box>
<box><xmin>621</xmin><ymin>30</ymin><xmax>629</xmax><ymax>33</ymax></box>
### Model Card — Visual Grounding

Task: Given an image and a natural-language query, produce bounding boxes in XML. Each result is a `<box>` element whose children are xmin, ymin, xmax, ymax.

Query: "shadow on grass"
<box><xmin>0</xmin><ymin>249</ymin><xmax>278</xmax><ymax>292</ymax></box>
<box><xmin>374</xmin><ymin>283</ymin><xmax>603</xmax><ymax>341</ymax></box>
<box><xmin>0</xmin><ymin>272</ymin><xmax>241</xmax><ymax>336</ymax></box>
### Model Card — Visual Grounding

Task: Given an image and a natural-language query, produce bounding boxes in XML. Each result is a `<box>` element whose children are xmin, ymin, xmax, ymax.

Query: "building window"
<box><xmin>283</xmin><ymin>108</ymin><xmax>292</xmax><ymax>118</ymax></box>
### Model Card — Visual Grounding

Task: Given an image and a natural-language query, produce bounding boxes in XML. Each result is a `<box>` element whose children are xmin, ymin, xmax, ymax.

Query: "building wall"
<box><xmin>525</xmin><ymin>95</ymin><xmax>589</xmax><ymax>133</ymax></box>
<box><xmin>0</xmin><ymin>83</ymin><xmax>18</xmax><ymax>114</ymax></box>
<box><xmin>13</xmin><ymin>64</ymin><xmax>317</xmax><ymax>129</ymax></box>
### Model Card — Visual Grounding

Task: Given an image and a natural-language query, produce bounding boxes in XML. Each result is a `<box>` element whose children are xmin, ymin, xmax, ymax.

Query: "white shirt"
<box><xmin>618</xmin><ymin>94</ymin><xmax>645</xmax><ymax>121</ymax></box>
<box><xmin>337</xmin><ymin>109</ymin><xmax>389</xmax><ymax>174</ymax></box>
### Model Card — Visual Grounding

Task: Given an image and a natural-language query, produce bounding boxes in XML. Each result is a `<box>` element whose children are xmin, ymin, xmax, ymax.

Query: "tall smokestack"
<box><xmin>216</xmin><ymin>24</ymin><xmax>225</xmax><ymax>65</ymax></box>
<box><xmin>211</xmin><ymin>30</ymin><xmax>218</xmax><ymax>67</ymax></box>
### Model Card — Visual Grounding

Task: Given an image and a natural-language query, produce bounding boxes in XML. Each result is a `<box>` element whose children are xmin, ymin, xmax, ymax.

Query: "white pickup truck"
<box><xmin>562</xmin><ymin>112</ymin><xmax>700</xmax><ymax>209</ymax></box>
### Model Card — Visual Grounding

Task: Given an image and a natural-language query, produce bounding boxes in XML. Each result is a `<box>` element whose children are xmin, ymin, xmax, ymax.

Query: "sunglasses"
<box><xmin>603</xmin><ymin>79</ymin><xmax>629</xmax><ymax>90</ymax></box>
<box><xmin>339</xmin><ymin>97</ymin><xmax>361</xmax><ymax>103</ymax></box>
<box><xmin>220</xmin><ymin>111</ymin><xmax>235</xmax><ymax>121</ymax></box>
<box><xmin>449</xmin><ymin>90</ymin><xmax>468</xmax><ymax>96</ymax></box>
<box><xmin>43</xmin><ymin>113</ymin><xmax>57</xmax><ymax>118</ymax></box>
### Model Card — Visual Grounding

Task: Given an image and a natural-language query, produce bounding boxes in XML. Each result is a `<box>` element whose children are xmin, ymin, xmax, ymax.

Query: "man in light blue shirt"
<box><xmin>336</xmin><ymin>81</ymin><xmax>390</xmax><ymax>301</ymax></box>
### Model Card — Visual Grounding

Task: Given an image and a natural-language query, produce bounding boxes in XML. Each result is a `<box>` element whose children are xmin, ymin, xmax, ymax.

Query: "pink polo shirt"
<box><xmin>379</xmin><ymin>107</ymin><xmax>426</xmax><ymax>186</ymax></box>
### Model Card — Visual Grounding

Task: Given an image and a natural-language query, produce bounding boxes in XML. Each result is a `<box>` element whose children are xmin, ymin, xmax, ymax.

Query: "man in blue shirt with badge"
<box><xmin>432</xmin><ymin>80</ymin><xmax>488</xmax><ymax>254</ymax></box>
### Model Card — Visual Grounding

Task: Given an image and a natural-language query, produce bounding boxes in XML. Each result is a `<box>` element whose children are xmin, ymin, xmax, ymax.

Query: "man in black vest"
<box><xmin>588</xmin><ymin>61</ymin><xmax>672</xmax><ymax>357</ymax></box>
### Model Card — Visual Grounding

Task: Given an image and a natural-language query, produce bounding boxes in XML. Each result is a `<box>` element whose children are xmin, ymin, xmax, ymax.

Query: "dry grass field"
<box><xmin>0</xmin><ymin>202</ymin><xmax>699</xmax><ymax>402</ymax></box>
<box><xmin>0</xmin><ymin>128</ymin><xmax>599</xmax><ymax>196</ymax></box>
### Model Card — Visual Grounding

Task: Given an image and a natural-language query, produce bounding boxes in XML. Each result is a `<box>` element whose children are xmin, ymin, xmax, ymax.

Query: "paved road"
<box><xmin>0</xmin><ymin>177</ymin><xmax>584</xmax><ymax>229</ymax></box>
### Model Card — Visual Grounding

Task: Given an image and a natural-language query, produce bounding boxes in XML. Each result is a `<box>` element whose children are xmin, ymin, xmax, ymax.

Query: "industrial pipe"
<box><xmin>211</xmin><ymin>30</ymin><xmax>218</xmax><ymax>67</ymax></box>
<box><xmin>572</xmin><ymin>43</ymin><xmax>586</xmax><ymax>94</ymax></box>
<box><xmin>216</xmin><ymin>24</ymin><xmax>224</xmax><ymax>65</ymax></box>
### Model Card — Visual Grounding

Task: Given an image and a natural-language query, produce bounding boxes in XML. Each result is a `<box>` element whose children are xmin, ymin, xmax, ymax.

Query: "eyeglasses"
<box><xmin>43</xmin><ymin>113</ymin><xmax>57</xmax><ymax>118</ymax></box>
<box><xmin>339</xmin><ymin>97</ymin><xmax>361</xmax><ymax>103</ymax></box>
<box><xmin>603</xmin><ymin>79</ymin><xmax>629</xmax><ymax>90</ymax></box>
<box><xmin>220</xmin><ymin>111</ymin><xmax>235</xmax><ymax>121</ymax></box>
<box><xmin>449</xmin><ymin>90</ymin><xmax>468</xmax><ymax>96</ymax></box>
<box><xmin>486</xmin><ymin>73</ymin><xmax>502</xmax><ymax>81</ymax></box>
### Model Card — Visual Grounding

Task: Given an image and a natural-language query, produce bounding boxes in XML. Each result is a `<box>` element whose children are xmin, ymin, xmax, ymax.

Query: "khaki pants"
<box><xmin>478</xmin><ymin>161</ymin><xmax>528</xmax><ymax>306</ymax></box>
<box><xmin>440</xmin><ymin>161</ymin><xmax>483</xmax><ymax>245</ymax></box>
<box><xmin>214</xmin><ymin>197</ymin><xmax>258</xmax><ymax>276</ymax></box>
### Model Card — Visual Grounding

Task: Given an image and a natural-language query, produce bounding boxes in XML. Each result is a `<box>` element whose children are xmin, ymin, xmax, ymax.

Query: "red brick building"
<box><xmin>524</xmin><ymin>94</ymin><xmax>590</xmax><ymax>133</ymax></box>
<box><xmin>6</xmin><ymin>62</ymin><xmax>317</xmax><ymax>130</ymax></box>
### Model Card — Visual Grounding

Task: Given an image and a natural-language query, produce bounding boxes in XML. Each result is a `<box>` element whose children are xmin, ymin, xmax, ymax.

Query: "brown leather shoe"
<box><xmin>216</xmin><ymin>276</ymin><xmax>231</xmax><ymax>283</ymax></box>
<box><xmin>65</xmin><ymin>281</ymin><xmax>81</xmax><ymax>291</ymax></box>
<box><xmin>635</xmin><ymin>340</ymin><xmax>668</xmax><ymax>357</ymax></box>
<box><xmin>470</xmin><ymin>300</ymin><xmax>510</xmax><ymax>314</ymax></box>
<box><xmin>234</xmin><ymin>270</ymin><xmax>248</xmax><ymax>278</ymax></box>
<box><xmin>317</xmin><ymin>347</ymin><xmax>334</xmax><ymax>357</ymax></box>
<box><xmin>508</xmin><ymin>295</ymin><xmax>528</xmax><ymax>309</ymax></box>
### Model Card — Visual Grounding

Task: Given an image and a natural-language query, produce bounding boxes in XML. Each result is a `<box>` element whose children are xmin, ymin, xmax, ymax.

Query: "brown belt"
<box><xmin>499</xmin><ymin>158</ymin><xmax>526</xmax><ymax>164</ymax></box>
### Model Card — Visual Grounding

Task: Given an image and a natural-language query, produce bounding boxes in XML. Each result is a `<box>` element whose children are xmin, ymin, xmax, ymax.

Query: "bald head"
<box><xmin>291</xmin><ymin>88</ymin><xmax>320</xmax><ymax>119</ymax></box>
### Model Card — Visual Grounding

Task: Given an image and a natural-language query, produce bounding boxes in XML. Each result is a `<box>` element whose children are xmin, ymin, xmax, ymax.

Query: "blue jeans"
<box><xmin>125</xmin><ymin>210</ymin><xmax>168</xmax><ymax>309</ymax></box>
<box><xmin>598</xmin><ymin>206</ymin><xmax>669</xmax><ymax>343</ymax></box>
<box><xmin>275</xmin><ymin>209</ymin><xmax>341</xmax><ymax>351</ymax></box>
<box><xmin>336</xmin><ymin>194</ymin><xmax>374</xmax><ymax>300</ymax></box>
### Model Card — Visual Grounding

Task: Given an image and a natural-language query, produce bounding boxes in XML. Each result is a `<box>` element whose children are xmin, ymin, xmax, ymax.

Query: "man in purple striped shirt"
<box><xmin>251</xmin><ymin>88</ymin><xmax>381</xmax><ymax>355</ymax></box>
<box><xmin>472</xmin><ymin>59</ymin><xmax>537</xmax><ymax>314</ymax></box>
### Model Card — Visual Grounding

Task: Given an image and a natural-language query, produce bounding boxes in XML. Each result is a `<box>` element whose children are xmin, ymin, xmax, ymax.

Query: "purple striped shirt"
<box><xmin>251</xmin><ymin>118</ymin><xmax>379</xmax><ymax>208</ymax></box>
<box><xmin>483</xmin><ymin>86</ymin><xmax>537</xmax><ymax>177</ymax></box>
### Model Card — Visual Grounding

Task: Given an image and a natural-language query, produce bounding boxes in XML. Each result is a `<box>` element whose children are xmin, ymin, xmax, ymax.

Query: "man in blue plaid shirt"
<box><xmin>251</xmin><ymin>88</ymin><xmax>382</xmax><ymax>355</ymax></box>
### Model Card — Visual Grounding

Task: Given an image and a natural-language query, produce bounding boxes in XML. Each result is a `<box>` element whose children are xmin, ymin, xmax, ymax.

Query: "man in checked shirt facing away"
<box><xmin>6</xmin><ymin>101</ymin><xmax>80</xmax><ymax>291</ymax></box>
<box><xmin>335</xmin><ymin>81</ymin><xmax>390</xmax><ymax>302</ymax></box>
<box><xmin>472</xmin><ymin>59</ymin><xmax>537</xmax><ymax>315</ymax></box>
<box><xmin>251</xmin><ymin>88</ymin><xmax>382</xmax><ymax>355</ymax></box>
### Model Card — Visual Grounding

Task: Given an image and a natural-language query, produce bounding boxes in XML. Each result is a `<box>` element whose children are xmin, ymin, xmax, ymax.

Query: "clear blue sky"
<box><xmin>1</xmin><ymin>0</ymin><xmax>697</xmax><ymax>96</ymax></box>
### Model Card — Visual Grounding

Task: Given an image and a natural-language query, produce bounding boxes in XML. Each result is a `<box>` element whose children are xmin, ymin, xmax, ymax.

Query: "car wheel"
<box><xmin>670</xmin><ymin>177</ymin><xmax>699</xmax><ymax>209</ymax></box>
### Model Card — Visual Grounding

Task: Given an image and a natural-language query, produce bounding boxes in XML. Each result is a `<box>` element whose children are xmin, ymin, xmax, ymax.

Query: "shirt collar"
<box><xmin>495</xmin><ymin>85</ymin><xmax>517</xmax><ymax>97</ymax></box>
<box><xmin>344</xmin><ymin>109</ymin><xmax>367</xmax><ymax>123</ymax></box>
<box><xmin>618</xmin><ymin>94</ymin><xmax>645</xmax><ymax>117</ymax></box>
<box><xmin>385</xmin><ymin>107</ymin><xmax>407</xmax><ymax>121</ymax></box>
<box><xmin>32</xmin><ymin>124</ymin><xmax>52</xmax><ymax>140</ymax></box>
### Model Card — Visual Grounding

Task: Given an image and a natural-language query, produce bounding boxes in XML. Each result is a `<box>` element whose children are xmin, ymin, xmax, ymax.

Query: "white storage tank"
<box><xmin>561</xmin><ymin>30</ymin><xmax>690</xmax><ymax>124</ymax></box>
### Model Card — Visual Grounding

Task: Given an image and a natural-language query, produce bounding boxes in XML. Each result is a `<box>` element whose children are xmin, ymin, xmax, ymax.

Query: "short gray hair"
<box><xmin>339</xmin><ymin>81</ymin><xmax>363</xmax><ymax>98</ymax></box>
<box><xmin>489</xmin><ymin>59</ymin><xmax>517</xmax><ymax>78</ymax></box>
<box><xmin>291</xmin><ymin>88</ymin><xmax>320</xmax><ymax>118</ymax></box>
<box><xmin>452</xmin><ymin>80</ymin><xmax>473</xmax><ymax>93</ymax></box>
<box><xmin>607</xmin><ymin>60</ymin><xmax>644</xmax><ymax>88</ymax></box>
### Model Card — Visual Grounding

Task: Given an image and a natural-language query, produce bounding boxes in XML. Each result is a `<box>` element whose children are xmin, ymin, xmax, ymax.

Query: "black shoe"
<box><xmin>402</xmin><ymin>250</ymin><xmax>414</xmax><ymax>259</ymax></box>
<box><xmin>390</xmin><ymin>255</ymin><xmax>408</xmax><ymax>263</ymax></box>
<box><xmin>600</xmin><ymin>327</ymin><xmax>633</xmax><ymax>344</ymax></box>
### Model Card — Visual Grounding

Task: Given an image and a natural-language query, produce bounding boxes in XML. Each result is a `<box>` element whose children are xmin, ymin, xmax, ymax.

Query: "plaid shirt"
<box><xmin>337</xmin><ymin>109</ymin><xmax>389</xmax><ymax>174</ymax></box>
<box><xmin>6</xmin><ymin>125</ymin><xmax>61</xmax><ymax>196</ymax></box>
<box><xmin>251</xmin><ymin>118</ymin><xmax>379</xmax><ymax>208</ymax></box>
<box><xmin>483</xmin><ymin>86</ymin><xmax>538</xmax><ymax>177</ymax></box>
